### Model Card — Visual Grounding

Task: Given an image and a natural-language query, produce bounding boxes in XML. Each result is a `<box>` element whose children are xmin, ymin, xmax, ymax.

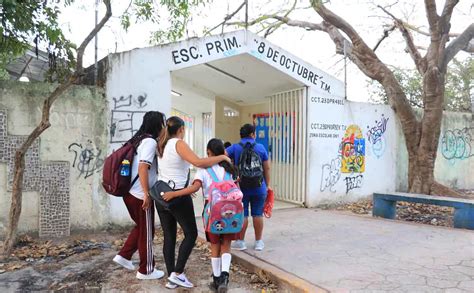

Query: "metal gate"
<box><xmin>269</xmin><ymin>88</ymin><xmax>307</xmax><ymax>205</ymax></box>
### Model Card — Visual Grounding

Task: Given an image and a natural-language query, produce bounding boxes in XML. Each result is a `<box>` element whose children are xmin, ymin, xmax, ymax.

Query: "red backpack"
<box><xmin>102</xmin><ymin>135</ymin><xmax>152</xmax><ymax>196</ymax></box>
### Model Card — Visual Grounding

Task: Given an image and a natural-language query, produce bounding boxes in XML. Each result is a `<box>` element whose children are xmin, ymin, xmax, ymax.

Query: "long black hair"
<box><xmin>207</xmin><ymin>138</ymin><xmax>237</xmax><ymax>177</ymax></box>
<box><xmin>131</xmin><ymin>111</ymin><xmax>166</xmax><ymax>141</ymax></box>
<box><xmin>158</xmin><ymin>116</ymin><xmax>185</xmax><ymax>157</ymax></box>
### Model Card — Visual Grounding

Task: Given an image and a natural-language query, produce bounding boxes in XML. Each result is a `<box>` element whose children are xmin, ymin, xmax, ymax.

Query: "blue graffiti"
<box><xmin>371</xmin><ymin>138</ymin><xmax>386</xmax><ymax>159</ymax></box>
<box><xmin>441</xmin><ymin>127</ymin><xmax>473</xmax><ymax>162</ymax></box>
<box><xmin>367</xmin><ymin>114</ymin><xmax>389</xmax><ymax>158</ymax></box>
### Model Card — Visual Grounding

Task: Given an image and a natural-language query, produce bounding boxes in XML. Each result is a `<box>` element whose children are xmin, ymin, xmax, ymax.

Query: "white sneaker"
<box><xmin>113</xmin><ymin>255</ymin><xmax>135</xmax><ymax>270</ymax></box>
<box><xmin>165</xmin><ymin>281</ymin><xmax>178</xmax><ymax>289</ymax></box>
<box><xmin>168</xmin><ymin>272</ymin><xmax>194</xmax><ymax>288</ymax></box>
<box><xmin>136</xmin><ymin>269</ymin><xmax>165</xmax><ymax>280</ymax></box>
<box><xmin>255</xmin><ymin>240</ymin><xmax>265</xmax><ymax>251</ymax></box>
<box><xmin>231</xmin><ymin>240</ymin><xmax>247</xmax><ymax>251</ymax></box>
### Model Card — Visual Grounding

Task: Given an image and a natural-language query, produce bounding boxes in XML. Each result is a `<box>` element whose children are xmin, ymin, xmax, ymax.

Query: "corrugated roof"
<box><xmin>6</xmin><ymin>48</ymin><xmax>50</xmax><ymax>82</ymax></box>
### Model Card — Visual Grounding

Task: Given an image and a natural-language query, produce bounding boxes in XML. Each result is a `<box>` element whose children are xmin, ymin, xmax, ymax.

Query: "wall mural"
<box><xmin>318</xmin><ymin>116</ymin><xmax>390</xmax><ymax>195</ymax></box>
<box><xmin>340</xmin><ymin>125</ymin><xmax>366</xmax><ymax>173</ymax></box>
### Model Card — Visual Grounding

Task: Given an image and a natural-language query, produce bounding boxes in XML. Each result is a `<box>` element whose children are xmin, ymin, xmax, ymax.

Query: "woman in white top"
<box><xmin>157</xmin><ymin>116</ymin><xmax>231</xmax><ymax>289</ymax></box>
<box><xmin>112</xmin><ymin>111</ymin><xmax>166</xmax><ymax>280</ymax></box>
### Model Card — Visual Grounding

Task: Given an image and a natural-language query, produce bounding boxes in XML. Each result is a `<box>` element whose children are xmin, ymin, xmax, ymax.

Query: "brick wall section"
<box><xmin>0</xmin><ymin>109</ymin><xmax>70</xmax><ymax>237</ymax></box>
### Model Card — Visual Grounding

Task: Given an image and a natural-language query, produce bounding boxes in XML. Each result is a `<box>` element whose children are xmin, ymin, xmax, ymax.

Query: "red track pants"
<box><xmin>118</xmin><ymin>194</ymin><xmax>155</xmax><ymax>274</ymax></box>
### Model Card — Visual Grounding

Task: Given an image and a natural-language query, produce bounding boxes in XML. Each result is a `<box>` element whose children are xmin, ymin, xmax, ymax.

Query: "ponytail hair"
<box><xmin>158</xmin><ymin>116</ymin><xmax>185</xmax><ymax>157</ymax></box>
<box><xmin>206</xmin><ymin>138</ymin><xmax>237</xmax><ymax>177</ymax></box>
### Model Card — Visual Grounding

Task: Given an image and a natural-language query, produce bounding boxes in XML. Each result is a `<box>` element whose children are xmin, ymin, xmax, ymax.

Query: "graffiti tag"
<box><xmin>320</xmin><ymin>157</ymin><xmax>342</xmax><ymax>192</ymax></box>
<box><xmin>367</xmin><ymin>114</ymin><xmax>389</xmax><ymax>159</ymax></box>
<box><xmin>68</xmin><ymin>141</ymin><xmax>104</xmax><ymax>179</ymax></box>
<box><xmin>367</xmin><ymin>114</ymin><xmax>389</xmax><ymax>144</ymax></box>
<box><xmin>344</xmin><ymin>175</ymin><xmax>363</xmax><ymax>194</ymax></box>
<box><xmin>110</xmin><ymin>94</ymin><xmax>148</xmax><ymax>143</ymax></box>
<box><xmin>441</xmin><ymin>127</ymin><xmax>474</xmax><ymax>161</ymax></box>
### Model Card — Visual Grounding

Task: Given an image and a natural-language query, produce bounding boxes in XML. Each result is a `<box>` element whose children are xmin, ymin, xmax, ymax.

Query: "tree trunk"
<box><xmin>406</xmin><ymin>67</ymin><xmax>463</xmax><ymax>197</ymax></box>
<box><xmin>3</xmin><ymin>151</ymin><xmax>26</xmax><ymax>255</ymax></box>
<box><xmin>2</xmin><ymin>0</ymin><xmax>111</xmax><ymax>256</ymax></box>
<box><xmin>2</xmin><ymin>84</ymin><xmax>72</xmax><ymax>256</ymax></box>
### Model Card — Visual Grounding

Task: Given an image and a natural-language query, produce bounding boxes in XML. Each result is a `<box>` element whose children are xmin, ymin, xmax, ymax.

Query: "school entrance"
<box><xmin>170</xmin><ymin>53</ymin><xmax>307</xmax><ymax>205</ymax></box>
<box><xmin>106</xmin><ymin>30</ymin><xmax>345</xmax><ymax>215</ymax></box>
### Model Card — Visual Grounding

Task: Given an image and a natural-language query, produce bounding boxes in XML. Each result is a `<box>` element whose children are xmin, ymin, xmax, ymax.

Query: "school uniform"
<box><xmin>118</xmin><ymin>137</ymin><xmax>157</xmax><ymax>275</ymax></box>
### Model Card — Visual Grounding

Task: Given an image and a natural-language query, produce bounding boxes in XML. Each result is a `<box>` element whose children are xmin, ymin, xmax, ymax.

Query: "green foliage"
<box><xmin>368</xmin><ymin>58</ymin><xmax>473</xmax><ymax>112</ymax></box>
<box><xmin>1</xmin><ymin>0</ymin><xmax>210</xmax><ymax>81</ymax></box>
<box><xmin>0</xmin><ymin>0</ymin><xmax>76</xmax><ymax>81</ymax></box>
<box><xmin>120</xmin><ymin>0</ymin><xmax>209</xmax><ymax>44</ymax></box>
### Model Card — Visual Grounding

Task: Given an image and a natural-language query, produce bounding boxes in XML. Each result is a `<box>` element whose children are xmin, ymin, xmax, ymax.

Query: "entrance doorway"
<box><xmin>268</xmin><ymin>88</ymin><xmax>307</xmax><ymax>205</ymax></box>
<box><xmin>170</xmin><ymin>53</ymin><xmax>308</xmax><ymax>206</ymax></box>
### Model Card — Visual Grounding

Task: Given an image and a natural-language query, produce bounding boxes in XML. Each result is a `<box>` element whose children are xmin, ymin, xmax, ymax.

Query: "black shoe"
<box><xmin>212</xmin><ymin>275</ymin><xmax>220</xmax><ymax>291</ymax></box>
<box><xmin>217</xmin><ymin>272</ymin><xmax>229</xmax><ymax>293</ymax></box>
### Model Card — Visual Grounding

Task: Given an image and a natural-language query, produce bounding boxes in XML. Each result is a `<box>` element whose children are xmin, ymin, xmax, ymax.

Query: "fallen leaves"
<box><xmin>330</xmin><ymin>199</ymin><xmax>454</xmax><ymax>227</ymax></box>
<box><xmin>1</xmin><ymin>236</ymin><xmax>112</xmax><ymax>273</ymax></box>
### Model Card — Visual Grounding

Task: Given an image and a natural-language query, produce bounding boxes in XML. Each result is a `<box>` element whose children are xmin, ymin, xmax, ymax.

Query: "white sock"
<box><xmin>211</xmin><ymin>257</ymin><xmax>221</xmax><ymax>277</ymax></box>
<box><xmin>221</xmin><ymin>253</ymin><xmax>232</xmax><ymax>273</ymax></box>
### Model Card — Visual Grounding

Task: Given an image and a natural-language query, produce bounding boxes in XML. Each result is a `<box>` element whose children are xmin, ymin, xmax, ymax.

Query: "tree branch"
<box><xmin>372</xmin><ymin>24</ymin><xmax>396</xmax><ymax>52</ymax></box>
<box><xmin>440</xmin><ymin>0</ymin><xmax>459</xmax><ymax>26</ymax></box>
<box><xmin>76</xmin><ymin>0</ymin><xmax>112</xmax><ymax>72</ymax></box>
<box><xmin>309</xmin><ymin>0</ymin><xmax>419</xmax><ymax>155</ymax></box>
<box><xmin>3</xmin><ymin>0</ymin><xmax>113</xmax><ymax>257</ymax></box>
<box><xmin>442</xmin><ymin>23</ymin><xmax>474</xmax><ymax>69</ymax></box>
<box><xmin>424</xmin><ymin>0</ymin><xmax>439</xmax><ymax>36</ymax></box>
<box><xmin>263</xmin><ymin>0</ymin><xmax>298</xmax><ymax>38</ymax></box>
<box><xmin>403</xmin><ymin>21</ymin><xmax>459</xmax><ymax>37</ymax></box>
<box><xmin>378</xmin><ymin>5</ymin><xmax>427</xmax><ymax>73</ymax></box>
<box><xmin>272</xmin><ymin>16</ymin><xmax>327</xmax><ymax>31</ymax></box>
<box><xmin>204</xmin><ymin>1</ymin><xmax>246</xmax><ymax>36</ymax></box>
<box><xmin>311</xmin><ymin>1</ymin><xmax>363</xmax><ymax>46</ymax></box>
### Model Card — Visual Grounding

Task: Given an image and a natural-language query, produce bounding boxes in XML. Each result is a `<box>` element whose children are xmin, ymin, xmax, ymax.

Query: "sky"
<box><xmin>58</xmin><ymin>0</ymin><xmax>473</xmax><ymax>103</ymax></box>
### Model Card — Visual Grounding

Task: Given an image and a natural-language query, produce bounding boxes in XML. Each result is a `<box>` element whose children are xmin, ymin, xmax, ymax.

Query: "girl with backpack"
<box><xmin>157</xmin><ymin>117</ymin><xmax>231</xmax><ymax>289</ymax></box>
<box><xmin>163</xmin><ymin>138</ymin><xmax>241</xmax><ymax>293</ymax></box>
<box><xmin>112</xmin><ymin>111</ymin><xmax>166</xmax><ymax>280</ymax></box>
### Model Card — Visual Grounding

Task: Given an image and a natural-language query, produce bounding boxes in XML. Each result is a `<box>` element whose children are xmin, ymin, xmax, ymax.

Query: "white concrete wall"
<box><xmin>171</xmin><ymin>76</ymin><xmax>215</xmax><ymax>157</ymax></box>
<box><xmin>0</xmin><ymin>81</ymin><xmax>112</xmax><ymax>234</ymax></box>
<box><xmin>241</xmin><ymin>102</ymin><xmax>269</xmax><ymax>125</ymax></box>
<box><xmin>397</xmin><ymin>111</ymin><xmax>474</xmax><ymax>191</ymax></box>
<box><xmin>306</xmin><ymin>93</ymin><xmax>398</xmax><ymax>206</ymax></box>
<box><xmin>214</xmin><ymin>97</ymin><xmax>242</xmax><ymax>144</ymax></box>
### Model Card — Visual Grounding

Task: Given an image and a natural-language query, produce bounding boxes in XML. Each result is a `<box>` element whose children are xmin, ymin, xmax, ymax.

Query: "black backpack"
<box><xmin>237</xmin><ymin>142</ymin><xmax>264</xmax><ymax>189</ymax></box>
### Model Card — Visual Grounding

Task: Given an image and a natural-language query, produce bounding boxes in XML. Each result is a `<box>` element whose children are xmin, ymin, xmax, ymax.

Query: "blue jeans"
<box><xmin>242</xmin><ymin>193</ymin><xmax>267</xmax><ymax>217</ymax></box>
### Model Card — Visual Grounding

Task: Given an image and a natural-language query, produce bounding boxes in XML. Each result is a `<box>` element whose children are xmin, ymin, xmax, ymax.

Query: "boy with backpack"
<box><xmin>162</xmin><ymin>138</ymin><xmax>243</xmax><ymax>292</ymax></box>
<box><xmin>226</xmin><ymin>124</ymin><xmax>271</xmax><ymax>251</ymax></box>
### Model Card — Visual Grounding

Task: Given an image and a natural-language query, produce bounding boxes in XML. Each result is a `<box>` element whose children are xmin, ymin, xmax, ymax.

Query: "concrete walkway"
<box><xmin>225</xmin><ymin>208</ymin><xmax>474</xmax><ymax>292</ymax></box>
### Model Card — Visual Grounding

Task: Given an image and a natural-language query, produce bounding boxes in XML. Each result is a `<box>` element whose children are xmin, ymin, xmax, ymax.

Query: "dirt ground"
<box><xmin>0</xmin><ymin>228</ymin><xmax>277</xmax><ymax>292</ymax></box>
<box><xmin>321</xmin><ymin>198</ymin><xmax>459</xmax><ymax>227</ymax></box>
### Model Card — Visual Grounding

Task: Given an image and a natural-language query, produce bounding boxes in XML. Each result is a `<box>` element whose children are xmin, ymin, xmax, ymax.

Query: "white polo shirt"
<box><xmin>129</xmin><ymin>138</ymin><xmax>158</xmax><ymax>200</ymax></box>
<box><xmin>193</xmin><ymin>164</ymin><xmax>226</xmax><ymax>200</ymax></box>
